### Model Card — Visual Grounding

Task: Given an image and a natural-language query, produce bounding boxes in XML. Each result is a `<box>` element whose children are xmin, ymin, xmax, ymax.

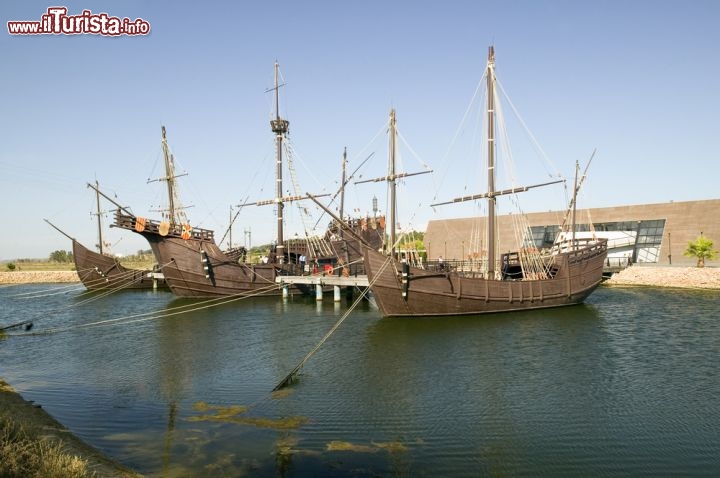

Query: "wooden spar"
<box><xmin>43</xmin><ymin>218</ymin><xmax>76</xmax><ymax>242</ymax></box>
<box><xmin>311</xmin><ymin>151</ymin><xmax>375</xmax><ymax>231</ymax></box>
<box><xmin>487</xmin><ymin>45</ymin><xmax>497</xmax><ymax>278</ymax></box>
<box><xmin>354</xmin><ymin>170</ymin><xmax>432</xmax><ymax>185</ymax></box>
<box><xmin>305</xmin><ymin>193</ymin><xmax>372</xmax><ymax>248</ymax></box>
<box><xmin>430</xmin><ymin>179</ymin><xmax>565</xmax><ymax>206</ymax></box>
<box><xmin>86</xmin><ymin>182</ymin><xmax>135</xmax><ymax>218</ymax></box>
<box><xmin>238</xmin><ymin>193</ymin><xmax>330</xmax><ymax>207</ymax></box>
<box><xmin>269</xmin><ymin>62</ymin><xmax>289</xmax><ymax>263</ymax></box>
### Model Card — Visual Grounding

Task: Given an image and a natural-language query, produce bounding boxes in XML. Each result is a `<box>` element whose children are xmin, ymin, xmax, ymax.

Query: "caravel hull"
<box><xmin>72</xmin><ymin>240</ymin><xmax>165</xmax><ymax>291</ymax></box>
<box><xmin>363</xmin><ymin>240</ymin><xmax>608</xmax><ymax>317</ymax></box>
<box><xmin>140</xmin><ymin>233</ymin><xmax>286</xmax><ymax>298</ymax></box>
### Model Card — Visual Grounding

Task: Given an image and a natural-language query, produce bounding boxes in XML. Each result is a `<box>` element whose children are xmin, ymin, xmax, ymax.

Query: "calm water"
<box><xmin>1</xmin><ymin>283</ymin><xmax>718</xmax><ymax>477</ymax></box>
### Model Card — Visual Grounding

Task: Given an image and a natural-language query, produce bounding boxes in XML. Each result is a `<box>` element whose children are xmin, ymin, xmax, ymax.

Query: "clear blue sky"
<box><xmin>1</xmin><ymin>1</ymin><xmax>718</xmax><ymax>260</ymax></box>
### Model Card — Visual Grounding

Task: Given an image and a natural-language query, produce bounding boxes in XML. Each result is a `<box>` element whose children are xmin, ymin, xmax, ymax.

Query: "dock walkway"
<box><xmin>276</xmin><ymin>274</ymin><xmax>369</xmax><ymax>301</ymax></box>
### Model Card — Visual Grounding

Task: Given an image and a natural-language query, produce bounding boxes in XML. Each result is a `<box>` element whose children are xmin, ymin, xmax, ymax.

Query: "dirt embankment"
<box><xmin>0</xmin><ymin>271</ymin><xmax>79</xmax><ymax>284</ymax></box>
<box><xmin>605</xmin><ymin>265</ymin><xmax>720</xmax><ymax>289</ymax></box>
<box><xmin>0</xmin><ymin>379</ymin><xmax>141</xmax><ymax>477</ymax></box>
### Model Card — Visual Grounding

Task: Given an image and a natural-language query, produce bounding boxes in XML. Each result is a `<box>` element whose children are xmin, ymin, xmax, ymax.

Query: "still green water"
<box><xmin>1</xmin><ymin>283</ymin><xmax>718</xmax><ymax>476</ymax></box>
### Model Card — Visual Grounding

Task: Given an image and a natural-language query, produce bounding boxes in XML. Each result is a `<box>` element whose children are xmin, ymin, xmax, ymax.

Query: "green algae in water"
<box><xmin>192</xmin><ymin>401</ymin><xmax>247</xmax><ymax>419</ymax></box>
<box><xmin>326</xmin><ymin>440</ymin><xmax>379</xmax><ymax>453</ymax></box>
<box><xmin>326</xmin><ymin>439</ymin><xmax>410</xmax><ymax>454</ymax></box>
<box><xmin>189</xmin><ymin>401</ymin><xmax>307</xmax><ymax>430</ymax></box>
<box><xmin>374</xmin><ymin>440</ymin><xmax>409</xmax><ymax>453</ymax></box>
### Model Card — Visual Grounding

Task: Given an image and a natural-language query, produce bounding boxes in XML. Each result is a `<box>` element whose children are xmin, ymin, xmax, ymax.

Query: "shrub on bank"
<box><xmin>0</xmin><ymin>416</ymin><xmax>96</xmax><ymax>478</ymax></box>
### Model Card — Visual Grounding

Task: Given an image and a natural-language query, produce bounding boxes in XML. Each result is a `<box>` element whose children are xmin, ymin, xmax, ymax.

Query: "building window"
<box><xmin>527</xmin><ymin>219</ymin><xmax>666</xmax><ymax>263</ymax></box>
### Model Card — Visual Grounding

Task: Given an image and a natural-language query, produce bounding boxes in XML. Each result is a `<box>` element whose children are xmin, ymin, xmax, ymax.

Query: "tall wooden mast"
<box><xmin>270</xmin><ymin>62</ymin><xmax>289</xmax><ymax>263</ymax></box>
<box><xmin>355</xmin><ymin>109</ymin><xmax>432</xmax><ymax>256</ymax></box>
<box><xmin>339</xmin><ymin>147</ymin><xmax>347</xmax><ymax>239</ymax></box>
<box><xmin>486</xmin><ymin>46</ymin><xmax>497</xmax><ymax>278</ymax></box>
<box><xmin>161</xmin><ymin>126</ymin><xmax>177</xmax><ymax>225</ymax></box>
<box><xmin>94</xmin><ymin>179</ymin><xmax>104</xmax><ymax>254</ymax></box>
<box><xmin>388</xmin><ymin>109</ymin><xmax>398</xmax><ymax>258</ymax></box>
<box><xmin>571</xmin><ymin>160</ymin><xmax>579</xmax><ymax>248</ymax></box>
<box><xmin>148</xmin><ymin>125</ymin><xmax>188</xmax><ymax>227</ymax></box>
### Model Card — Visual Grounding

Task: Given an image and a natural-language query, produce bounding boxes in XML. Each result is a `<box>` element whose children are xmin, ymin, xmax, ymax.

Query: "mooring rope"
<box><xmin>1</xmin><ymin>260</ymin><xmax>176</xmax><ymax>331</ymax></box>
<box><xmin>6</xmin><ymin>282</ymin><xmax>281</xmax><ymax>337</ymax></box>
<box><xmin>11</xmin><ymin>282</ymin><xmax>85</xmax><ymax>298</ymax></box>
<box><xmin>273</xmin><ymin>253</ymin><xmax>394</xmax><ymax>391</ymax></box>
<box><xmin>75</xmin><ymin>267</ymin><xmax>140</xmax><ymax>289</ymax></box>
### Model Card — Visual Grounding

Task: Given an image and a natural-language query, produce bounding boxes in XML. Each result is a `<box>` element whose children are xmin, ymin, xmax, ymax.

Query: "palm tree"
<box><xmin>683</xmin><ymin>234</ymin><xmax>718</xmax><ymax>267</ymax></box>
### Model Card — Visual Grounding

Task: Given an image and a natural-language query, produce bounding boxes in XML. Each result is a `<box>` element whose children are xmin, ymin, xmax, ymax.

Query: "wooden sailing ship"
<box><xmin>109</xmin><ymin>124</ymin><xmax>278</xmax><ymax>298</ymax></box>
<box><xmin>45</xmin><ymin>181</ymin><xmax>165</xmax><ymax>291</ymax></box>
<box><xmin>360</xmin><ymin>47</ymin><xmax>608</xmax><ymax>317</ymax></box>
<box><xmin>111</xmin><ymin>64</ymin><xmax>384</xmax><ymax>298</ymax></box>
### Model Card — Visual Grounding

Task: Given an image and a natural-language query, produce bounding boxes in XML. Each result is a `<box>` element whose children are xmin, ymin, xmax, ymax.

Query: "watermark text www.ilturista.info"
<box><xmin>7</xmin><ymin>7</ymin><xmax>150</xmax><ymax>36</ymax></box>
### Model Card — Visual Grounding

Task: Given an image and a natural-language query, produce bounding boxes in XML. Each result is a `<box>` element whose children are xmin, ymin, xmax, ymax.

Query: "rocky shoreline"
<box><xmin>604</xmin><ymin>265</ymin><xmax>720</xmax><ymax>290</ymax></box>
<box><xmin>0</xmin><ymin>270</ymin><xmax>79</xmax><ymax>284</ymax></box>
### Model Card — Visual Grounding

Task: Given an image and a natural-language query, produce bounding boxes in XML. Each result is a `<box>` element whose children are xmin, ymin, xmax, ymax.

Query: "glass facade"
<box><xmin>528</xmin><ymin>219</ymin><xmax>666</xmax><ymax>263</ymax></box>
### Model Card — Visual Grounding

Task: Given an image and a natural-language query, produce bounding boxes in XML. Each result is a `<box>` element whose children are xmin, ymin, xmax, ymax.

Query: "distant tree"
<box><xmin>683</xmin><ymin>235</ymin><xmax>718</xmax><ymax>268</ymax></box>
<box><xmin>6</xmin><ymin>263</ymin><xmax>16</xmax><ymax>271</ymax></box>
<box><xmin>49</xmin><ymin>250</ymin><xmax>73</xmax><ymax>263</ymax></box>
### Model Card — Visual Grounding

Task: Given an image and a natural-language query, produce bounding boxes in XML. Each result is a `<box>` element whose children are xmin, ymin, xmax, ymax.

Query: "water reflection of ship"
<box><xmin>358</xmin><ymin>303</ymin><xmax>603</xmax><ymax>472</ymax></box>
<box><xmin>154</xmin><ymin>305</ymin><xmax>211</xmax><ymax>475</ymax></box>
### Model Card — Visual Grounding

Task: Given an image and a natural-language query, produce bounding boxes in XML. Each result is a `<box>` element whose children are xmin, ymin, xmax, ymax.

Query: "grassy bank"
<box><xmin>0</xmin><ymin>380</ymin><xmax>140</xmax><ymax>478</ymax></box>
<box><xmin>0</xmin><ymin>415</ymin><xmax>96</xmax><ymax>478</ymax></box>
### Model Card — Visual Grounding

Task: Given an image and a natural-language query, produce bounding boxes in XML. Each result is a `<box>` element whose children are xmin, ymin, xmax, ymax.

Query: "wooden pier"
<box><xmin>276</xmin><ymin>275</ymin><xmax>369</xmax><ymax>301</ymax></box>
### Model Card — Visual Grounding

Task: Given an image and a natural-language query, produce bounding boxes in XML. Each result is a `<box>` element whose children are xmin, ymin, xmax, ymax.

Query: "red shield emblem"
<box><xmin>134</xmin><ymin>217</ymin><xmax>146</xmax><ymax>232</ymax></box>
<box><xmin>181</xmin><ymin>223</ymin><xmax>192</xmax><ymax>240</ymax></box>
